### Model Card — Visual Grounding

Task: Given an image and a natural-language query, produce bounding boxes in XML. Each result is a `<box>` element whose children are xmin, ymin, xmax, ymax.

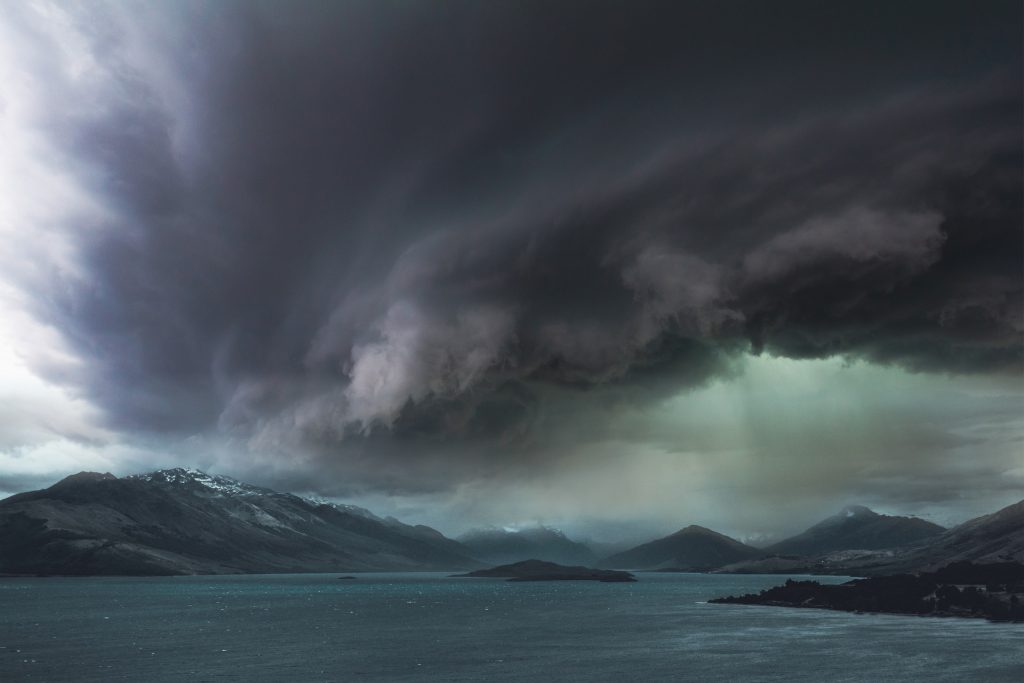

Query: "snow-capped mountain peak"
<box><xmin>129</xmin><ymin>468</ymin><xmax>271</xmax><ymax>497</ymax></box>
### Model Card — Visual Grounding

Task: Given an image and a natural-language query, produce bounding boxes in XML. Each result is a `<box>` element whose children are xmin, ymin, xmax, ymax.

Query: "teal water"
<box><xmin>1</xmin><ymin>572</ymin><xmax>1021</xmax><ymax>682</ymax></box>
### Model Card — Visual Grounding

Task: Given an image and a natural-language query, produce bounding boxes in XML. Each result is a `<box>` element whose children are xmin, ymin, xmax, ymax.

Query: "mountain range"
<box><xmin>873</xmin><ymin>498</ymin><xmax>1024</xmax><ymax>573</ymax></box>
<box><xmin>0</xmin><ymin>469</ymin><xmax>479</xmax><ymax>575</ymax></box>
<box><xmin>716</xmin><ymin>500</ymin><xmax>1023</xmax><ymax>576</ymax></box>
<box><xmin>761</xmin><ymin>505</ymin><xmax>945</xmax><ymax>556</ymax></box>
<box><xmin>594</xmin><ymin>506</ymin><xmax>947</xmax><ymax>572</ymax></box>
<box><xmin>1</xmin><ymin>469</ymin><xmax>1020</xmax><ymax>577</ymax></box>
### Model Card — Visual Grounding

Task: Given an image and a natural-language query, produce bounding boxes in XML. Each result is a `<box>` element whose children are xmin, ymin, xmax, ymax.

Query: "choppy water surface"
<box><xmin>1</xmin><ymin>572</ymin><xmax>1021</xmax><ymax>682</ymax></box>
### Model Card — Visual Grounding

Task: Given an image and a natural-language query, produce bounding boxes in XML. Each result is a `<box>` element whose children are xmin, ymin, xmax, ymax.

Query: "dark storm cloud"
<box><xmin>12</xmin><ymin>1</ymin><xmax>1022</xmax><ymax>489</ymax></box>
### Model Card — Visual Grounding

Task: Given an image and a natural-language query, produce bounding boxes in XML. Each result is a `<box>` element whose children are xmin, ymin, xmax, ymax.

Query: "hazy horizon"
<box><xmin>2</xmin><ymin>427</ymin><xmax>1018</xmax><ymax>549</ymax></box>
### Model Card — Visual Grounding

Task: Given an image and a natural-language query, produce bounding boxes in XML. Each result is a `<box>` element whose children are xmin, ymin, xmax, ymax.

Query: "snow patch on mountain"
<box><xmin>129</xmin><ymin>468</ymin><xmax>272</xmax><ymax>497</ymax></box>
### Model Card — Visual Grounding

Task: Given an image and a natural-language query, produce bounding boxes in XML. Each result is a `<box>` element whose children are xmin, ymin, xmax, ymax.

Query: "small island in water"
<box><xmin>453</xmin><ymin>559</ymin><xmax>637</xmax><ymax>582</ymax></box>
<box><xmin>711</xmin><ymin>561</ymin><xmax>1024</xmax><ymax>622</ymax></box>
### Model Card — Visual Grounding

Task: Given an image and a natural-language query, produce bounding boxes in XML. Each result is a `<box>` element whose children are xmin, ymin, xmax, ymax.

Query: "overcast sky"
<box><xmin>0</xmin><ymin>1</ymin><xmax>1021</xmax><ymax>543</ymax></box>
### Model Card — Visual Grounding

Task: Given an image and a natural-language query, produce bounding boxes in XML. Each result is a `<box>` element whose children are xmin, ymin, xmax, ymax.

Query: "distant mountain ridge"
<box><xmin>878</xmin><ymin>499</ymin><xmax>1024</xmax><ymax>573</ymax></box>
<box><xmin>715</xmin><ymin>501</ymin><xmax>1022</xmax><ymax>576</ymax></box>
<box><xmin>458</xmin><ymin>525</ymin><xmax>596</xmax><ymax>566</ymax></box>
<box><xmin>763</xmin><ymin>505</ymin><xmax>945</xmax><ymax>556</ymax></box>
<box><xmin>597</xmin><ymin>505</ymin><xmax>961</xmax><ymax>573</ymax></box>
<box><xmin>2</xmin><ymin>471</ymin><xmax>1018</xmax><ymax>578</ymax></box>
<box><xmin>0</xmin><ymin>468</ymin><xmax>480</xmax><ymax>576</ymax></box>
<box><xmin>599</xmin><ymin>525</ymin><xmax>762</xmax><ymax>570</ymax></box>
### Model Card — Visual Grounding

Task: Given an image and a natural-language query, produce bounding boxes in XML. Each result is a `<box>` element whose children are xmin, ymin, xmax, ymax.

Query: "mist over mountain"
<box><xmin>2</xmin><ymin>468</ymin><xmax>1020</xmax><ymax>578</ymax></box>
<box><xmin>715</xmin><ymin>500</ymin><xmax>1023</xmax><ymax>576</ymax></box>
<box><xmin>882</xmin><ymin>499</ymin><xmax>1024</xmax><ymax>572</ymax></box>
<box><xmin>0</xmin><ymin>4</ymin><xmax>1021</xmax><ymax>682</ymax></box>
<box><xmin>763</xmin><ymin>505</ymin><xmax>945</xmax><ymax>556</ymax></box>
<box><xmin>0</xmin><ymin>1</ymin><xmax>1019</xmax><ymax>536</ymax></box>
<box><xmin>457</xmin><ymin>525</ymin><xmax>595</xmax><ymax>566</ymax></box>
<box><xmin>0</xmin><ymin>469</ymin><xmax>479</xmax><ymax>576</ymax></box>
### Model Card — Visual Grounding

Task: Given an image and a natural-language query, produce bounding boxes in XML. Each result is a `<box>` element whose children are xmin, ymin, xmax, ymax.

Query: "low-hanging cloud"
<box><xmin>1</xmin><ymin>1</ymin><xmax>1021</xmax><ymax>521</ymax></box>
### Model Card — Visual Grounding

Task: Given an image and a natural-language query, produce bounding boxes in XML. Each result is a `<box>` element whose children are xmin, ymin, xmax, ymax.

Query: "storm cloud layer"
<box><xmin>1</xmin><ymin>1</ymin><xmax>1021</xmax><ymax>535</ymax></box>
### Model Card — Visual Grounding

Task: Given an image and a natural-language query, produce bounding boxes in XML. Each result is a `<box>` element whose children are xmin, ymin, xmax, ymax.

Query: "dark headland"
<box><xmin>453</xmin><ymin>559</ymin><xmax>637</xmax><ymax>582</ymax></box>
<box><xmin>710</xmin><ymin>561</ymin><xmax>1024</xmax><ymax>622</ymax></box>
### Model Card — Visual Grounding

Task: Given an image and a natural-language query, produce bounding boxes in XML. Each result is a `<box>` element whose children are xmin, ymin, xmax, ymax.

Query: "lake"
<box><xmin>1</xmin><ymin>572</ymin><xmax>1021</xmax><ymax>681</ymax></box>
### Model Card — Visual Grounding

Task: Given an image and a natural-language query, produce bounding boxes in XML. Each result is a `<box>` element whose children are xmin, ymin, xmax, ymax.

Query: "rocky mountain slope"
<box><xmin>718</xmin><ymin>500</ymin><xmax>1022</xmax><ymax>576</ymax></box>
<box><xmin>0</xmin><ymin>469</ymin><xmax>480</xmax><ymax>575</ymax></box>
<box><xmin>882</xmin><ymin>498</ymin><xmax>1024</xmax><ymax>572</ymax></box>
<box><xmin>763</xmin><ymin>505</ymin><xmax>945</xmax><ymax>556</ymax></box>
